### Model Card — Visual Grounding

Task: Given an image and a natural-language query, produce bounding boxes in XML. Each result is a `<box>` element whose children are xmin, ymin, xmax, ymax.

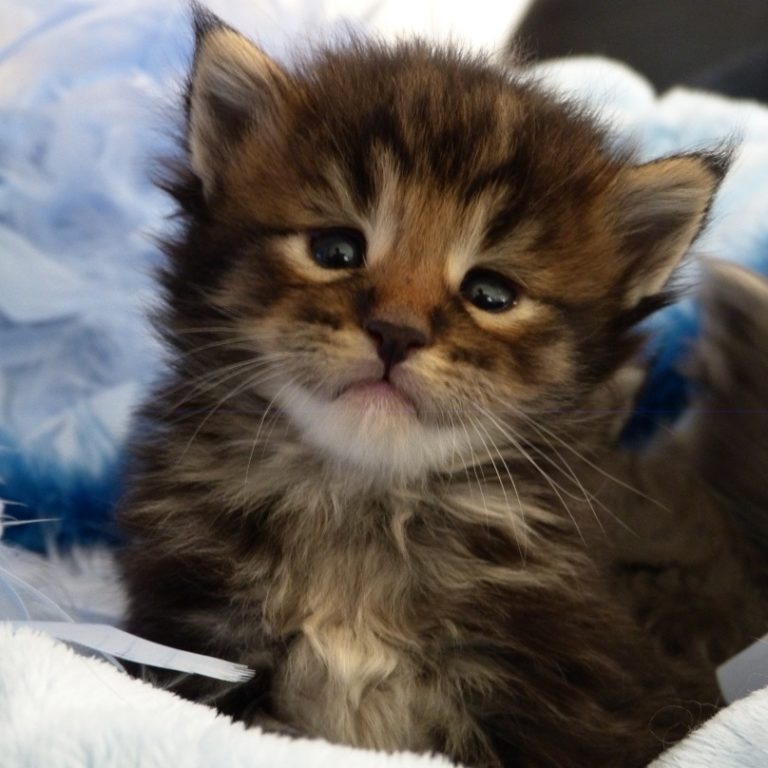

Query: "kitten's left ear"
<box><xmin>610</xmin><ymin>151</ymin><xmax>730</xmax><ymax>307</ymax></box>
<box><xmin>187</xmin><ymin>5</ymin><xmax>288</xmax><ymax>198</ymax></box>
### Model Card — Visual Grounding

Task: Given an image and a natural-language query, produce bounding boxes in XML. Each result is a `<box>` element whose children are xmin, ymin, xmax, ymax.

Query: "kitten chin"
<box><xmin>278</xmin><ymin>379</ymin><xmax>466</xmax><ymax>483</ymax></box>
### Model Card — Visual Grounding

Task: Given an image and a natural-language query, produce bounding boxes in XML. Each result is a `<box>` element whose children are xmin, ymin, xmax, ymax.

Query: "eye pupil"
<box><xmin>311</xmin><ymin>230</ymin><xmax>365</xmax><ymax>269</ymax></box>
<box><xmin>460</xmin><ymin>269</ymin><xmax>518</xmax><ymax>312</ymax></box>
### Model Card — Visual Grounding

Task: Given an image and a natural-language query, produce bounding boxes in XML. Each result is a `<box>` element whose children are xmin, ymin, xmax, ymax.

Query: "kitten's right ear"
<box><xmin>187</xmin><ymin>4</ymin><xmax>288</xmax><ymax>198</ymax></box>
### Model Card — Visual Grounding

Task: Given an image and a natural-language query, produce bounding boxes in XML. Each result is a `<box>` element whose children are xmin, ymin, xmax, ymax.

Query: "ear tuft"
<box><xmin>611</xmin><ymin>150</ymin><xmax>731</xmax><ymax>307</ymax></box>
<box><xmin>697</xmin><ymin>147</ymin><xmax>734</xmax><ymax>183</ymax></box>
<box><xmin>186</xmin><ymin>4</ymin><xmax>287</xmax><ymax>199</ymax></box>
<box><xmin>191</xmin><ymin>1</ymin><xmax>223</xmax><ymax>45</ymax></box>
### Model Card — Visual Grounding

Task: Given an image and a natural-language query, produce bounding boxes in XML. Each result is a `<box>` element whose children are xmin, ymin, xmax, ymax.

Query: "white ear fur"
<box><xmin>611</xmin><ymin>153</ymin><xmax>728</xmax><ymax>306</ymax></box>
<box><xmin>188</xmin><ymin>11</ymin><xmax>286</xmax><ymax>197</ymax></box>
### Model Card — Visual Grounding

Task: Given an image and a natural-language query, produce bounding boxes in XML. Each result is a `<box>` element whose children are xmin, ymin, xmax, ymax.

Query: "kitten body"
<box><xmin>687</xmin><ymin>261</ymin><xmax>768</xmax><ymax>552</ymax></box>
<box><xmin>118</xmin><ymin>9</ymin><xmax>768</xmax><ymax>767</ymax></box>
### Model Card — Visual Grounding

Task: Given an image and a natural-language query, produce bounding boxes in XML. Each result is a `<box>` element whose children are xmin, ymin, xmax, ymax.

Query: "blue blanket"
<box><xmin>1</xmin><ymin>1</ymin><xmax>767</xmax><ymax>550</ymax></box>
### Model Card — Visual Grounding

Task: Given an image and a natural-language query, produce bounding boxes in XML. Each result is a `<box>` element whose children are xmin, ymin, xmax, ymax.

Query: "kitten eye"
<box><xmin>310</xmin><ymin>230</ymin><xmax>366</xmax><ymax>269</ymax></box>
<box><xmin>460</xmin><ymin>269</ymin><xmax>519</xmax><ymax>312</ymax></box>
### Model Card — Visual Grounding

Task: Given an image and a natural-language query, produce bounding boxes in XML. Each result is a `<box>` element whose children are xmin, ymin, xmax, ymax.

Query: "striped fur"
<box><xmin>118</xmin><ymin>9</ymin><xmax>768</xmax><ymax>767</ymax></box>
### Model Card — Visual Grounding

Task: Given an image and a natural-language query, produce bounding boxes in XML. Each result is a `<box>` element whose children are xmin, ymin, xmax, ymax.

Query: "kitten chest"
<box><xmin>265</xmin><ymin>520</ymin><xmax>475</xmax><ymax>753</ymax></box>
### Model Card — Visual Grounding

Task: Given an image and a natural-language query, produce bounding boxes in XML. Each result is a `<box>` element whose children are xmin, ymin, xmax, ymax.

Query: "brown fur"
<box><xmin>685</xmin><ymin>262</ymin><xmax>768</xmax><ymax>551</ymax></box>
<box><xmin>118</xmin><ymin>8</ymin><xmax>768</xmax><ymax>768</ymax></box>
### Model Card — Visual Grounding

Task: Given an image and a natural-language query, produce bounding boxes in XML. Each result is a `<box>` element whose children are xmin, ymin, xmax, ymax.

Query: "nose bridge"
<box><xmin>364</xmin><ymin>260</ymin><xmax>437</xmax><ymax>371</ymax></box>
<box><xmin>368</xmin><ymin>224</ymin><xmax>447</xmax><ymax>333</ymax></box>
<box><xmin>372</xmin><ymin>278</ymin><xmax>434</xmax><ymax>336</ymax></box>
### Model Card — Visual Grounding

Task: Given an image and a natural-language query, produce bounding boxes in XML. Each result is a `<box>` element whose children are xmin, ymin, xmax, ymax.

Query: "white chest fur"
<box><xmin>267</xmin><ymin>530</ymin><xmax>436</xmax><ymax>749</ymax></box>
<box><xmin>262</xmin><ymin>503</ymin><xmax>475</xmax><ymax>753</ymax></box>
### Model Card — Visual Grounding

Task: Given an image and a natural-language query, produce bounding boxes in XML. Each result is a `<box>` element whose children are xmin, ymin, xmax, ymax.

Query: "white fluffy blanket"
<box><xmin>0</xmin><ymin>625</ymin><xmax>453</xmax><ymax>768</ymax></box>
<box><xmin>650</xmin><ymin>690</ymin><xmax>768</xmax><ymax>768</ymax></box>
<box><xmin>3</xmin><ymin>619</ymin><xmax>768</xmax><ymax>768</ymax></box>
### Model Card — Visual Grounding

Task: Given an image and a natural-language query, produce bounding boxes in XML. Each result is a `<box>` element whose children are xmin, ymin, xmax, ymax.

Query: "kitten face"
<box><xmin>164</xmin><ymin>16</ymin><xmax>726</xmax><ymax>483</ymax></box>
<box><xmin>211</xmin><ymin>168</ymin><xmax>578</xmax><ymax>480</ymax></box>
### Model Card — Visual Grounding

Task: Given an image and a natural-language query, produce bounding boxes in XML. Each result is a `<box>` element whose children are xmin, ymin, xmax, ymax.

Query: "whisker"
<box><xmin>243</xmin><ymin>379</ymin><xmax>295</xmax><ymax>488</ymax></box>
<box><xmin>476</xmin><ymin>404</ymin><xmax>583</xmax><ymax>501</ymax></box>
<box><xmin>467</xmin><ymin>413</ymin><xmax>527</xmax><ymax>562</ymax></box>
<box><xmin>500</xmin><ymin>396</ymin><xmax>668</xmax><ymax>513</ymax></box>
<box><xmin>511</xmin><ymin>413</ymin><xmax>637</xmax><ymax>535</ymax></box>
<box><xmin>480</xmin><ymin>401</ymin><xmax>606</xmax><ymax>525</ymax></box>
<box><xmin>454</xmin><ymin>414</ymin><xmax>493</xmax><ymax>527</ymax></box>
<box><xmin>163</xmin><ymin>359</ymin><xmax>272</xmax><ymax>417</ymax></box>
<box><xmin>162</xmin><ymin>352</ymin><xmax>295</xmax><ymax>416</ymax></box>
<box><xmin>483</xmin><ymin>402</ymin><xmax>634</xmax><ymax>536</ymax></box>
<box><xmin>177</xmin><ymin>366</ymin><xmax>287</xmax><ymax>466</ymax></box>
<box><xmin>170</xmin><ymin>335</ymin><xmax>260</xmax><ymax>362</ymax></box>
<box><xmin>476</xmin><ymin>404</ymin><xmax>585</xmax><ymax>543</ymax></box>
<box><xmin>171</xmin><ymin>325</ymin><xmax>254</xmax><ymax>336</ymax></box>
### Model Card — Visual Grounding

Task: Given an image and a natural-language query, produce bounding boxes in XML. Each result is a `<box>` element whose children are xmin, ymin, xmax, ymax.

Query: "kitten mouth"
<box><xmin>337</xmin><ymin>379</ymin><xmax>417</xmax><ymax>416</ymax></box>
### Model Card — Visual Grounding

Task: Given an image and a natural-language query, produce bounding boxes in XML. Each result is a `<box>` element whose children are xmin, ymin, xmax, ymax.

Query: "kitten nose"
<box><xmin>365</xmin><ymin>319</ymin><xmax>429</xmax><ymax>370</ymax></box>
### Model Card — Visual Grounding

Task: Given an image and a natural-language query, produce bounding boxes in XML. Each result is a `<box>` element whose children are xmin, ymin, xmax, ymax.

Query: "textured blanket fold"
<box><xmin>0</xmin><ymin>626</ymin><xmax>454</xmax><ymax>768</ymax></box>
<box><xmin>3</xmin><ymin>622</ymin><xmax>768</xmax><ymax>768</ymax></box>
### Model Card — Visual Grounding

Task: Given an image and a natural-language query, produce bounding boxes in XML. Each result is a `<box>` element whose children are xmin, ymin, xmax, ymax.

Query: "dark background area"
<box><xmin>516</xmin><ymin>0</ymin><xmax>768</xmax><ymax>101</ymax></box>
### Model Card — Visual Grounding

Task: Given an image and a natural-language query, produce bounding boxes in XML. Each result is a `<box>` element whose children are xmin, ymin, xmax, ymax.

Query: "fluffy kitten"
<box><xmin>118</xmin><ymin>8</ymin><xmax>768</xmax><ymax>768</ymax></box>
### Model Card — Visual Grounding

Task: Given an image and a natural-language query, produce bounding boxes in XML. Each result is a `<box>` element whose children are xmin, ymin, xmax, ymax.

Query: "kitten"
<box><xmin>118</xmin><ymin>7</ymin><xmax>768</xmax><ymax>768</ymax></box>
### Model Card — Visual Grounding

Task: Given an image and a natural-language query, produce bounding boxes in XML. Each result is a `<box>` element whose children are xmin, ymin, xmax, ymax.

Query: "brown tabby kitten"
<box><xmin>118</xmin><ymin>7</ymin><xmax>768</xmax><ymax>768</ymax></box>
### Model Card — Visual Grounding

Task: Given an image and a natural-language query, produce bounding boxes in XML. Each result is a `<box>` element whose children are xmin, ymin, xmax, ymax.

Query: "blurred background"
<box><xmin>0</xmin><ymin>0</ymin><xmax>529</xmax><ymax>550</ymax></box>
<box><xmin>516</xmin><ymin>0</ymin><xmax>768</xmax><ymax>100</ymax></box>
<box><xmin>1</xmin><ymin>0</ymin><xmax>767</xmax><ymax>552</ymax></box>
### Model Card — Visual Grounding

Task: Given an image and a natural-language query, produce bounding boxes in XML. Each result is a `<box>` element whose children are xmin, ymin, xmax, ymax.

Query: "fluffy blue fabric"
<box><xmin>0</xmin><ymin>430</ymin><xmax>123</xmax><ymax>551</ymax></box>
<box><xmin>1</xmin><ymin>1</ymin><xmax>768</xmax><ymax>550</ymax></box>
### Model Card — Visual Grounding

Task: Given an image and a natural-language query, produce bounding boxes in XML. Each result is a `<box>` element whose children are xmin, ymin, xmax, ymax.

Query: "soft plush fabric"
<box><xmin>0</xmin><ymin>624</ymin><xmax>456</xmax><ymax>768</ymax></box>
<box><xmin>650</xmin><ymin>687</ymin><xmax>768</xmax><ymax>768</ymax></box>
<box><xmin>3</xmin><ymin>617</ymin><xmax>768</xmax><ymax>768</ymax></box>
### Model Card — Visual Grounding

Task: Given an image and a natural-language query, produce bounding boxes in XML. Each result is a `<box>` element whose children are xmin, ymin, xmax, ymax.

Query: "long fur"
<box><xmin>118</xmin><ymin>10</ymin><xmax>768</xmax><ymax>768</ymax></box>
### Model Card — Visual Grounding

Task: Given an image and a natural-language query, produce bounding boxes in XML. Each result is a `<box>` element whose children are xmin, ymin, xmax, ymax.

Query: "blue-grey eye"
<box><xmin>460</xmin><ymin>269</ymin><xmax>519</xmax><ymax>312</ymax></box>
<box><xmin>310</xmin><ymin>230</ymin><xmax>365</xmax><ymax>269</ymax></box>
